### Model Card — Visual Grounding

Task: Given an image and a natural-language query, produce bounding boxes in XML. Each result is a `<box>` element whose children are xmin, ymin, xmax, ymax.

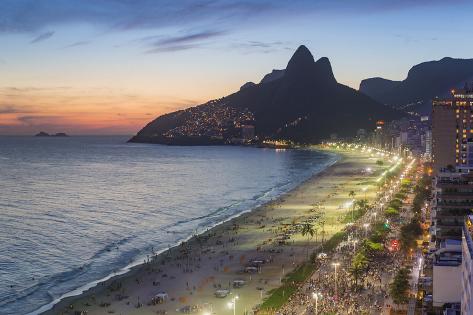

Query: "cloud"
<box><xmin>17</xmin><ymin>115</ymin><xmax>63</xmax><ymax>126</ymax></box>
<box><xmin>154</xmin><ymin>31</ymin><xmax>226</xmax><ymax>46</ymax></box>
<box><xmin>0</xmin><ymin>1</ymin><xmax>274</xmax><ymax>33</ymax></box>
<box><xmin>0</xmin><ymin>0</ymin><xmax>468</xmax><ymax>35</ymax></box>
<box><xmin>144</xmin><ymin>30</ymin><xmax>226</xmax><ymax>53</ymax></box>
<box><xmin>0</xmin><ymin>86</ymin><xmax>71</xmax><ymax>92</ymax></box>
<box><xmin>30</xmin><ymin>31</ymin><xmax>54</xmax><ymax>44</ymax></box>
<box><xmin>393</xmin><ymin>33</ymin><xmax>441</xmax><ymax>45</ymax></box>
<box><xmin>0</xmin><ymin>103</ymin><xmax>36</xmax><ymax>114</ymax></box>
<box><xmin>0</xmin><ymin>104</ymin><xmax>22</xmax><ymax>114</ymax></box>
<box><xmin>63</xmin><ymin>40</ymin><xmax>91</xmax><ymax>48</ymax></box>
<box><xmin>230</xmin><ymin>41</ymin><xmax>293</xmax><ymax>54</ymax></box>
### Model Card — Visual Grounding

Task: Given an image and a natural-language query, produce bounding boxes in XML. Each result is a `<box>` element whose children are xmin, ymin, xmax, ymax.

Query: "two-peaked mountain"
<box><xmin>360</xmin><ymin>57</ymin><xmax>473</xmax><ymax>114</ymax></box>
<box><xmin>130</xmin><ymin>46</ymin><xmax>403</xmax><ymax>145</ymax></box>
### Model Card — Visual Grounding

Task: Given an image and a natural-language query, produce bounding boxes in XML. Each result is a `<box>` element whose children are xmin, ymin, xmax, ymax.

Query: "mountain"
<box><xmin>34</xmin><ymin>131</ymin><xmax>69</xmax><ymax>137</ymax></box>
<box><xmin>35</xmin><ymin>131</ymin><xmax>50</xmax><ymax>137</ymax></box>
<box><xmin>130</xmin><ymin>45</ymin><xmax>403</xmax><ymax>145</ymax></box>
<box><xmin>260</xmin><ymin>69</ymin><xmax>285</xmax><ymax>84</ymax></box>
<box><xmin>240</xmin><ymin>82</ymin><xmax>256</xmax><ymax>91</ymax></box>
<box><xmin>360</xmin><ymin>57</ymin><xmax>473</xmax><ymax>114</ymax></box>
<box><xmin>359</xmin><ymin>78</ymin><xmax>401</xmax><ymax>103</ymax></box>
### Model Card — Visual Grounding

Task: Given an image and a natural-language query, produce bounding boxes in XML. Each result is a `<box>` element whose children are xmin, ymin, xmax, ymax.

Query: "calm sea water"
<box><xmin>0</xmin><ymin>136</ymin><xmax>337</xmax><ymax>314</ymax></box>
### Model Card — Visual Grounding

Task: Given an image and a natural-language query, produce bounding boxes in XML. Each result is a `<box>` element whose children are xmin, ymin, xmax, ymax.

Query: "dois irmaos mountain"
<box><xmin>130</xmin><ymin>46</ymin><xmax>403</xmax><ymax>145</ymax></box>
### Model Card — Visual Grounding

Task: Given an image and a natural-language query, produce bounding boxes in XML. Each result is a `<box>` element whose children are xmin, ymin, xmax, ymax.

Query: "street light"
<box><xmin>363</xmin><ymin>223</ymin><xmax>370</xmax><ymax>237</ymax></box>
<box><xmin>332</xmin><ymin>262</ymin><xmax>340</xmax><ymax>298</ymax></box>
<box><xmin>352</xmin><ymin>239</ymin><xmax>358</xmax><ymax>253</ymax></box>
<box><xmin>362</xmin><ymin>186</ymin><xmax>368</xmax><ymax>199</ymax></box>
<box><xmin>227</xmin><ymin>296</ymin><xmax>238</xmax><ymax>315</ymax></box>
<box><xmin>227</xmin><ymin>295</ymin><xmax>238</xmax><ymax>315</ymax></box>
<box><xmin>312</xmin><ymin>292</ymin><xmax>322</xmax><ymax>314</ymax></box>
<box><xmin>372</xmin><ymin>212</ymin><xmax>377</xmax><ymax>222</ymax></box>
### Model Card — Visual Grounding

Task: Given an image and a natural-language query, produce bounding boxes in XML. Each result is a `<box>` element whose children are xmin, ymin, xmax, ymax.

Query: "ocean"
<box><xmin>0</xmin><ymin>136</ymin><xmax>337</xmax><ymax>314</ymax></box>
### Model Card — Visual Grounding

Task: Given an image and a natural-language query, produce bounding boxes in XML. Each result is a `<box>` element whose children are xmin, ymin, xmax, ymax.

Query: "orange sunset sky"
<box><xmin>1</xmin><ymin>0</ymin><xmax>473</xmax><ymax>135</ymax></box>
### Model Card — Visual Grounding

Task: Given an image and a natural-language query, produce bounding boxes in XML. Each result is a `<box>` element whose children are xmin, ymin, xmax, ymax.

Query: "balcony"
<box><xmin>435</xmin><ymin>208</ymin><xmax>471</xmax><ymax>220</ymax></box>
<box><xmin>436</xmin><ymin>220</ymin><xmax>463</xmax><ymax>227</ymax></box>
<box><xmin>436</xmin><ymin>201</ymin><xmax>473</xmax><ymax>207</ymax></box>
<box><xmin>440</xmin><ymin>192</ymin><xmax>473</xmax><ymax>197</ymax></box>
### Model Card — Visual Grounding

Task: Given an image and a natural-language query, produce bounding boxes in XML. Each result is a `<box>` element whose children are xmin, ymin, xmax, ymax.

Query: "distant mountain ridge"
<box><xmin>360</xmin><ymin>57</ymin><xmax>473</xmax><ymax>114</ymax></box>
<box><xmin>130</xmin><ymin>45</ymin><xmax>403</xmax><ymax>145</ymax></box>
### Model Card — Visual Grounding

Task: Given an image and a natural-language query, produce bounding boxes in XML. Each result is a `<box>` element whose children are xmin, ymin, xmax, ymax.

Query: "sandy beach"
<box><xmin>42</xmin><ymin>148</ymin><xmax>391</xmax><ymax>315</ymax></box>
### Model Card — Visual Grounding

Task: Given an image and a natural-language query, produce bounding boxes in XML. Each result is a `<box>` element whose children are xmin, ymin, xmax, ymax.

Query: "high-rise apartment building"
<box><xmin>425</xmin><ymin>129</ymin><xmax>432</xmax><ymax>158</ymax></box>
<box><xmin>432</xmin><ymin>171</ymin><xmax>473</xmax><ymax>242</ymax></box>
<box><xmin>432</xmin><ymin>87</ymin><xmax>473</xmax><ymax>173</ymax></box>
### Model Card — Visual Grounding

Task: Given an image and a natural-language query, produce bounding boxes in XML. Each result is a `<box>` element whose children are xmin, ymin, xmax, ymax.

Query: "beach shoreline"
<box><xmin>39</xmin><ymin>147</ymin><xmax>385</xmax><ymax>315</ymax></box>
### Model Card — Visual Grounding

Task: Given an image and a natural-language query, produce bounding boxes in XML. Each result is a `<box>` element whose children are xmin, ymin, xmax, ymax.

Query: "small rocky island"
<box><xmin>35</xmin><ymin>131</ymin><xmax>69</xmax><ymax>137</ymax></box>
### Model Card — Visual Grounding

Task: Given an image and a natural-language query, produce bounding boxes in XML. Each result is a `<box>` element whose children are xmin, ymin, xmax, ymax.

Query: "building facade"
<box><xmin>432</xmin><ymin>87</ymin><xmax>473</xmax><ymax>173</ymax></box>
<box><xmin>432</xmin><ymin>171</ymin><xmax>473</xmax><ymax>242</ymax></box>
<box><xmin>433</xmin><ymin>240</ymin><xmax>462</xmax><ymax>307</ymax></box>
<box><xmin>425</xmin><ymin>129</ymin><xmax>432</xmax><ymax>158</ymax></box>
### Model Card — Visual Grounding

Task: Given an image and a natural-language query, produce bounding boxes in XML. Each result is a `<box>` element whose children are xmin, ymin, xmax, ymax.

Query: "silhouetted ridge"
<box><xmin>360</xmin><ymin>57</ymin><xmax>473</xmax><ymax>114</ymax></box>
<box><xmin>260</xmin><ymin>69</ymin><xmax>285</xmax><ymax>84</ymax></box>
<box><xmin>130</xmin><ymin>45</ymin><xmax>403</xmax><ymax>145</ymax></box>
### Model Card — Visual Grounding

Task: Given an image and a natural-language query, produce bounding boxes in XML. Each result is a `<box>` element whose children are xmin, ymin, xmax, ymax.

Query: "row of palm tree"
<box><xmin>300</xmin><ymin>216</ymin><xmax>328</xmax><ymax>260</ymax></box>
<box><xmin>301</xmin><ymin>193</ymin><xmax>371</xmax><ymax>261</ymax></box>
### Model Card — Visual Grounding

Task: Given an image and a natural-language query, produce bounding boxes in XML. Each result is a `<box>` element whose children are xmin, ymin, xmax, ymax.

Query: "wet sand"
<box><xmin>42</xmin><ymin>148</ymin><xmax>389</xmax><ymax>315</ymax></box>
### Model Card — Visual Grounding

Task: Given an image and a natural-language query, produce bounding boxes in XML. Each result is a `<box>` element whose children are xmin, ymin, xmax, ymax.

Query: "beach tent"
<box><xmin>250</xmin><ymin>259</ymin><xmax>265</xmax><ymax>265</ymax></box>
<box><xmin>214</xmin><ymin>289</ymin><xmax>230</xmax><ymax>298</ymax></box>
<box><xmin>233</xmin><ymin>279</ymin><xmax>245</xmax><ymax>288</ymax></box>
<box><xmin>244</xmin><ymin>266</ymin><xmax>258</xmax><ymax>273</ymax></box>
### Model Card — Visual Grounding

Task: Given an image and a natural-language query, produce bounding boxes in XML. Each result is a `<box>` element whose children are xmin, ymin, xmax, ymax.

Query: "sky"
<box><xmin>1</xmin><ymin>0</ymin><xmax>473</xmax><ymax>135</ymax></box>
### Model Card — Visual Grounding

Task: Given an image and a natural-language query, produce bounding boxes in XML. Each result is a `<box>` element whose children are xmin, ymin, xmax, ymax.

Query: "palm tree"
<box><xmin>389</xmin><ymin>268</ymin><xmax>410</xmax><ymax>306</ymax></box>
<box><xmin>356</xmin><ymin>199</ymin><xmax>369</xmax><ymax>213</ymax></box>
<box><xmin>320</xmin><ymin>219</ymin><xmax>326</xmax><ymax>248</ymax></box>
<box><xmin>349</xmin><ymin>190</ymin><xmax>356</xmax><ymax>221</ymax></box>
<box><xmin>350</xmin><ymin>251</ymin><xmax>368</xmax><ymax>289</ymax></box>
<box><xmin>301</xmin><ymin>221</ymin><xmax>315</xmax><ymax>260</ymax></box>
